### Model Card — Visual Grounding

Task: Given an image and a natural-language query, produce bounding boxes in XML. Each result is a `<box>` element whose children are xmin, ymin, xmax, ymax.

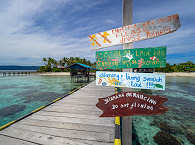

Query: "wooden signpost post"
<box><xmin>96</xmin><ymin>71</ymin><xmax>166</xmax><ymax>90</ymax></box>
<box><xmin>96</xmin><ymin>91</ymin><xmax>168</xmax><ymax>117</ymax></box>
<box><xmin>96</xmin><ymin>46</ymin><xmax>166</xmax><ymax>70</ymax></box>
<box><xmin>89</xmin><ymin>14</ymin><xmax>180</xmax><ymax>49</ymax></box>
<box><xmin>122</xmin><ymin>1</ymin><xmax>133</xmax><ymax>144</ymax></box>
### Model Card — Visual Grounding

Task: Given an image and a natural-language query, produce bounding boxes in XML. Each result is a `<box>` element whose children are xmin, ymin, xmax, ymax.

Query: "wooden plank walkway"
<box><xmin>0</xmin><ymin>81</ymin><xmax>115</xmax><ymax>145</ymax></box>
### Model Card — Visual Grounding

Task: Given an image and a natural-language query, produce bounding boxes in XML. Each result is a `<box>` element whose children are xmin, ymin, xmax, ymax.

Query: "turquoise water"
<box><xmin>0</xmin><ymin>75</ymin><xmax>86</xmax><ymax>127</ymax></box>
<box><xmin>133</xmin><ymin>77</ymin><xmax>195</xmax><ymax>145</ymax></box>
<box><xmin>0</xmin><ymin>75</ymin><xmax>194</xmax><ymax>145</ymax></box>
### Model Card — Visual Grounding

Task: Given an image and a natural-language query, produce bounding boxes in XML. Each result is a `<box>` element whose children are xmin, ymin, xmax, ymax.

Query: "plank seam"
<box><xmin>31</xmin><ymin>114</ymin><xmax>101</xmax><ymax>120</ymax></box>
<box><xmin>35</xmin><ymin>110</ymin><xmax>100</xmax><ymax>115</ymax></box>
<box><xmin>20</xmin><ymin>118</ymin><xmax>115</xmax><ymax>129</ymax></box>
<box><xmin>0</xmin><ymin>134</ymin><xmax>41</xmax><ymax>145</ymax></box>
<box><xmin>10</xmin><ymin>126</ymin><xmax>113</xmax><ymax>143</ymax></box>
<box><xmin>18</xmin><ymin>123</ymin><xmax>114</xmax><ymax>134</ymax></box>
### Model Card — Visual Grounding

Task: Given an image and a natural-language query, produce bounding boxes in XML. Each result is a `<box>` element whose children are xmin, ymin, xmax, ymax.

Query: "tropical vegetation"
<box><xmin>38</xmin><ymin>57</ymin><xmax>194</xmax><ymax>73</ymax></box>
<box><xmin>38</xmin><ymin>57</ymin><xmax>95</xmax><ymax>72</ymax></box>
<box><xmin>155</xmin><ymin>61</ymin><xmax>195</xmax><ymax>72</ymax></box>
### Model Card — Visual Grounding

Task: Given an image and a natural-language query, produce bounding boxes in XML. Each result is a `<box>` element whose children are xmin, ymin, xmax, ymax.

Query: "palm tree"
<box><xmin>62</xmin><ymin>57</ymin><xmax>69</xmax><ymax>67</ymax></box>
<box><xmin>42</xmin><ymin>57</ymin><xmax>48</xmax><ymax>65</ymax></box>
<box><xmin>48</xmin><ymin>57</ymin><xmax>58</xmax><ymax>68</ymax></box>
<box><xmin>58</xmin><ymin>60</ymin><xmax>64</xmax><ymax>67</ymax></box>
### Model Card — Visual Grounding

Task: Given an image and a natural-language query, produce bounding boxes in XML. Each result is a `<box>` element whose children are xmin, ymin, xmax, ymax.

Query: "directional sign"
<box><xmin>96</xmin><ymin>46</ymin><xmax>166</xmax><ymax>70</ymax></box>
<box><xmin>96</xmin><ymin>91</ymin><xmax>168</xmax><ymax>117</ymax></box>
<box><xmin>96</xmin><ymin>71</ymin><xmax>166</xmax><ymax>90</ymax></box>
<box><xmin>89</xmin><ymin>14</ymin><xmax>180</xmax><ymax>49</ymax></box>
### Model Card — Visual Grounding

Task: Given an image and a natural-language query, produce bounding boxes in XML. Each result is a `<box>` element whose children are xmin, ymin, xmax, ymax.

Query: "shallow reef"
<box><xmin>153</xmin><ymin>131</ymin><xmax>182</xmax><ymax>145</ymax></box>
<box><xmin>0</xmin><ymin>104</ymin><xmax>26</xmax><ymax>117</ymax></box>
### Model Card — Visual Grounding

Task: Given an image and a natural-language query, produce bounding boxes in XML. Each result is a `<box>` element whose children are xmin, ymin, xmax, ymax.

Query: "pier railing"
<box><xmin>0</xmin><ymin>72</ymin><xmax>38</xmax><ymax>77</ymax></box>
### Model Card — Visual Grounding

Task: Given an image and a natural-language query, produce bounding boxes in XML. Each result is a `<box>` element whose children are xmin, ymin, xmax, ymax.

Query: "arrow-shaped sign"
<box><xmin>96</xmin><ymin>91</ymin><xmax>168</xmax><ymax>117</ymax></box>
<box><xmin>89</xmin><ymin>14</ymin><xmax>180</xmax><ymax>49</ymax></box>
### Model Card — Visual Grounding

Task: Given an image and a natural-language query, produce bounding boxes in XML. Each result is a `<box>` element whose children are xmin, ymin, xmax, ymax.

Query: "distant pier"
<box><xmin>0</xmin><ymin>72</ymin><xmax>32</xmax><ymax>77</ymax></box>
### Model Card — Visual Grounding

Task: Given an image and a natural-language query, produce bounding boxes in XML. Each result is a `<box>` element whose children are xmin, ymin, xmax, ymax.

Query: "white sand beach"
<box><xmin>36</xmin><ymin>72</ymin><xmax>195</xmax><ymax>77</ymax></box>
<box><xmin>166</xmin><ymin>72</ymin><xmax>195</xmax><ymax>77</ymax></box>
<box><xmin>38</xmin><ymin>72</ymin><xmax>70</xmax><ymax>76</ymax></box>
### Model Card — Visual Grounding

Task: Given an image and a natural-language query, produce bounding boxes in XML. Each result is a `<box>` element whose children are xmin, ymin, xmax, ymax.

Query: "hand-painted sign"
<box><xmin>89</xmin><ymin>14</ymin><xmax>180</xmax><ymax>49</ymax></box>
<box><xmin>96</xmin><ymin>91</ymin><xmax>168</xmax><ymax>117</ymax></box>
<box><xmin>96</xmin><ymin>71</ymin><xmax>165</xmax><ymax>90</ymax></box>
<box><xmin>96</xmin><ymin>46</ymin><xmax>166</xmax><ymax>70</ymax></box>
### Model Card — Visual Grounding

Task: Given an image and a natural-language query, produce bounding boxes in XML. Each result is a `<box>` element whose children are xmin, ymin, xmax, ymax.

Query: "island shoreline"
<box><xmin>33</xmin><ymin>72</ymin><xmax>195</xmax><ymax>77</ymax></box>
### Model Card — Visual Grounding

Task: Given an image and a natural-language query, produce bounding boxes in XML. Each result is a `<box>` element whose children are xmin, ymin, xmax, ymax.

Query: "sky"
<box><xmin>0</xmin><ymin>0</ymin><xmax>194</xmax><ymax>65</ymax></box>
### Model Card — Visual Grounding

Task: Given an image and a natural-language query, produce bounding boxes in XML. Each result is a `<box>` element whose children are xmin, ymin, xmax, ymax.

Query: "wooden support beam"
<box><xmin>122</xmin><ymin>0</ymin><xmax>133</xmax><ymax>145</ymax></box>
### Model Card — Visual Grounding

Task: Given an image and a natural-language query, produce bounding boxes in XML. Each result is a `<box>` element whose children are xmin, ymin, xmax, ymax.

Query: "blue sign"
<box><xmin>96</xmin><ymin>71</ymin><xmax>166</xmax><ymax>90</ymax></box>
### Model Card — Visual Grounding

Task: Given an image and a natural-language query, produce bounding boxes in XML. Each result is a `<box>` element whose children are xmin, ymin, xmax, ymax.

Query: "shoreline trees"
<box><xmin>155</xmin><ymin>61</ymin><xmax>195</xmax><ymax>72</ymax></box>
<box><xmin>38</xmin><ymin>57</ymin><xmax>194</xmax><ymax>73</ymax></box>
<box><xmin>38</xmin><ymin>57</ymin><xmax>95</xmax><ymax>72</ymax></box>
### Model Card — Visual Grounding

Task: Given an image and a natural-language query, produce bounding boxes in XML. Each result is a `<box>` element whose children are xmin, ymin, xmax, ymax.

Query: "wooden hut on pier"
<box><xmin>67</xmin><ymin>63</ymin><xmax>95</xmax><ymax>83</ymax></box>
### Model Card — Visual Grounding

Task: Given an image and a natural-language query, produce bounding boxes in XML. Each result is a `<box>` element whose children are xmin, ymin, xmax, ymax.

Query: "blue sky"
<box><xmin>0</xmin><ymin>0</ymin><xmax>194</xmax><ymax>65</ymax></box>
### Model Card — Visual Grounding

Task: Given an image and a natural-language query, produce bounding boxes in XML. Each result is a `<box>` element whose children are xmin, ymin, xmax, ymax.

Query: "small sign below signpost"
<box><xmin>96</xmin><ymin>91</ymin><xmax>168</xmax><ymax>117</ymax></box>
<box><xmin>89</xmin><ymin>14</ymin><xmax>180</xmax><ymax>49</ymax></box>
<box><xmin>96</xmin><ymin>46</ymin><xmax>166</xmax><ymax>70</ymax></box>
<box><xmin>96</xmin><ymin>71</ymin><xmax>166</xmax><ymax>90</ymax></box>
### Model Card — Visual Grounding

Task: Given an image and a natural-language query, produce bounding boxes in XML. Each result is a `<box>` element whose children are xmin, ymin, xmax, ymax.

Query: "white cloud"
<box><xmin>0</xmin><ymin>0</ymin><xmax>96</xmax><ymax>65</ymax></box>
<box><xmin>0</xmin><ymin>0</ymin><xmax>194</xmax><ymax>65</ymax></box>
<box><xmin>134</xmin><ymin>0</ymin><xmax>195</xmax><ymax>22</ymax></box>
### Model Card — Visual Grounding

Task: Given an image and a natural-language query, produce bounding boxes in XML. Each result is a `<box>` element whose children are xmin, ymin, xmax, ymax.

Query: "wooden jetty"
<box><xmin>0</xmin><ymin>72</ymin><xmax>31</xmax><ymax>77</ymax></box>
<box><xmin>0</xmin><ymin>81</ymin><xmax>115</xmax><ymax>145</ymax></box>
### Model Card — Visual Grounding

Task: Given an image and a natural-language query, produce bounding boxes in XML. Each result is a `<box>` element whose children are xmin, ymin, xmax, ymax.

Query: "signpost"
<box><xmin>89</xmin><ymin>14</ymin><xmax>180</xmax><ymax>49</ymax></box>
<box><xmin>89</xmin><ymin>0</ymin><xmax>181</xmax><ymax>144</ymax></box>
<box><xmin>96</xmin><ymin>91</ymin><xmax>168</xmax><ymax>117</ymax></box>
<box><xmin>96</xmin><ymin>46</ymin><xmax>166</xmax><ymax>70</ymax></box>
<box><xmin>96</xmin><ymin>71</ymin><xmax>166</xmax><ymax>90</ymax></box>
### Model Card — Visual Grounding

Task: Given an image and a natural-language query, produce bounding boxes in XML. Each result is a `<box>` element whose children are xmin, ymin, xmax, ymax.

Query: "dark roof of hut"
<box><xmin>67</xmin><ymin>63</ymin><xmax>94</xmax><ymax>70</ymax></box>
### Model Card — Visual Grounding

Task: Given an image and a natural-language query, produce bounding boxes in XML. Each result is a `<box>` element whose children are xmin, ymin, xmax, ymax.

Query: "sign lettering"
<box><xmin>89</xmin><ymin>14</ymin><xmax>180</xmax><ymax>49</ymax></box>
<box><xmin>96</xmin><ymin>46</ymin><xmax>166</xmax><ymax>70</ymax></box>
<box><xmin>96</xmin><ymin>91</ymin><xmax>168</xmax><ymax>117</ymax></box>
<box><xmin>96</xmin><ymin>71</ymin><xmax>166</xmax><ymax>90</ymax></box>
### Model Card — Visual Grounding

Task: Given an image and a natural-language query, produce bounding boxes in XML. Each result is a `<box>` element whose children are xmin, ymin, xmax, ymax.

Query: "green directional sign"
<box><xmin>96</xmin><ymin>46</ymin><xmax>166</xmax><ymax>70</ymax></box>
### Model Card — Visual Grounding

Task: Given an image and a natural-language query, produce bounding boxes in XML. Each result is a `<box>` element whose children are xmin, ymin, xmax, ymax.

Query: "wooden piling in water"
<box><xmin>1</xmin><ymin>72</ymin><xmax>32</xmax><ymax>77</ymax></box>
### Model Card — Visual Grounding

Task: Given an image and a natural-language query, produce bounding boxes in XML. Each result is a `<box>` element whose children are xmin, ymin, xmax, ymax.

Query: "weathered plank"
<box><xmin>43</xmin><ymin>106</ymin><xmax>101</xmax><ymax>115</ymax></box>
<box><xmin>0</xmin><ymin>135</ymin><xmax>37</xmax><ymax>145</ymax></box>
<box><xmin>52</xmin><ymin>101</ymin><xmax>96</xmax><ymax>106</ymax></box>
<box><xmin>19</xmin><ymin>118</ymin><xmax>114</xmax><ymax>134</ymax></box>
<box><xmin>46</xmin><ymin>104</ymin><xmax>100</xmax><ymax>111</ymax></box>
<box><xmin>42</xmin><ymin>108</ymin><xmax>101</xmax><ymax>116</ymax></box>
<box><xmin>34</xmin><ymin>111</ymin><xmax>106</xmax><ymax>120</ymax></box>
<box><xmin>69</xmin><ymin>90</ymin><xmax>114</xmax><ymax>97</ymax></box>
<box><xmin>0</xmin><ymin>128</ymin><xmax>113</xmax><ymax>145</ymax></box>
<box><xmin>27</xmin><ymin>114</ymin><xmax>114</xmax><ymax>127</ymax></box>
<box><xmin>12</xmin><ymin>124</ymin><xmax>114</xmax><ymax>142</ymax></box>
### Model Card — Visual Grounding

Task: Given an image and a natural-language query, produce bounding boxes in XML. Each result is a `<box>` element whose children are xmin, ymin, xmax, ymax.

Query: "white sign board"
<box><xmin>89</xmin><ymin>14</ymin><xmax>180</xmax><ymax>49</ymax></box>
<box><xmin>96</xmin><ymin>71</ymin><xmax>166</xmax><ymax>90</ymax></box>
